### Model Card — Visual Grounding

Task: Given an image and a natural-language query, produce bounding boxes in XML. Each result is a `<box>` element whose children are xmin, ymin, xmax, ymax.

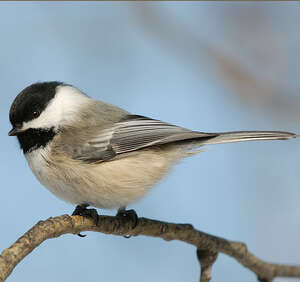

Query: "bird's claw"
<box><xmin>116</xmin><ymin>208</ymin><xmax>138</xmax><ymax>238</ymax></box>
<box><xmin>72</xmin><ymin>204</ymin><xmax>99</xmax><ymax>237</ymax></box>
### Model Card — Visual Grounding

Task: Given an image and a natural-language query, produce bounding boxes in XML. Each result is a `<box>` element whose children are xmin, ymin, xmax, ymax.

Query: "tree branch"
<box><xmin>0</xmin><ymin>214</ymin><xmax>299</xmax><ymax>281</ymax></box>
<box><xmin>197</xmin><ymin>248</ymin><xmax>218</xmax><ymax>282</ymax></box>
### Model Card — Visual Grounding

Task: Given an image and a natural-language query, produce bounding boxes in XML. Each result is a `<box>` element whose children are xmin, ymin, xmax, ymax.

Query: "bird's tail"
<box><xmin>198</xmin><ymin>131</ymin><xmax>297</xmax><ymax>146</ymax></box>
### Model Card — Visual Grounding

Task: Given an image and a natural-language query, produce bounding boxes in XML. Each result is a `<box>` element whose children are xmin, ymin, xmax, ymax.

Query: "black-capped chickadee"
<box><xmin>8</xmin><ymin>82</ymin><xmax>297</xmax><ymax>217</ymax></box>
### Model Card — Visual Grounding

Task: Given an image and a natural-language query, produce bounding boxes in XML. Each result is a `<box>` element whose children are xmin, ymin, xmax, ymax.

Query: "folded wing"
<box><xmin>72</xmin><ymin>115</ymin><xmax>296</xmax><ymax>163</ymax></box>
<box><xmin>72</xmin><ymin>115</ymin><xmax>216</xmax><ymax>163</ymax></box>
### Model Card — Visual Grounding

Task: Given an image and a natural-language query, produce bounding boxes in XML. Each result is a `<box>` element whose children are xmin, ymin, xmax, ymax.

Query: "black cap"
<box><xmin>9</xmin><ymin>81</ymin><xmax>64</xmax><ymax>127</ymax></box>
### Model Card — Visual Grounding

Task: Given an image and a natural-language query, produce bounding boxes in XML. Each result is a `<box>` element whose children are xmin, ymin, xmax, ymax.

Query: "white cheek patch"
<box><xmin>21</xmin><ymin>85</ymin><xmax>91</xmax><ymax>131</ymax></box>
<box><xmin>22</xmin><ymin>106</ymin><xmax>62</xmax><ymax>130</ymax></box>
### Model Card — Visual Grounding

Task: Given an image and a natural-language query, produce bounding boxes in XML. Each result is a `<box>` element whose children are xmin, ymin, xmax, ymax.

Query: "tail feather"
<box><xmin>199</xmin><ymin>131</ymin><xmax>297</xmax><ymax>146</ymax></box>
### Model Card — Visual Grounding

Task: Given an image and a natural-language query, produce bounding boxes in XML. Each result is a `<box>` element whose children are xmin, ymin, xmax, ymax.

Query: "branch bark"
<box><xmin>0</xmin><ymin>214</ymin><xmax>299</xmax><ymax>281</ymax></box>
<box><xmin>197</xmin><ymin>248</ymin><xmax>218</xmax><ymax>282</ymax></box>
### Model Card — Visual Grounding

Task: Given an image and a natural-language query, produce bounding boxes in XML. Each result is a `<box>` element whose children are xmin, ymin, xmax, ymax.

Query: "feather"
<box><xmin>72</xmin><ymin>115</ymin><xmax>296</xmax><ymax>163</ymax></box>
<box><xmin>73</xmin><ymin>115</ymin><xmax>216</xmax><ymax>163</ymax></box>
<box><xmin>199</xmin><ymin>131</ymin><xmax>296</xmax><ymax>145</ymax></box>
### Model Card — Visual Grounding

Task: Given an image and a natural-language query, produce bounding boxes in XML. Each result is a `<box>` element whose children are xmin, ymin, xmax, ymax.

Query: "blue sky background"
<box><xmin>1</xmin><ymin>3</ymin><xmax>300</xmax><ymax>282</ymax></box>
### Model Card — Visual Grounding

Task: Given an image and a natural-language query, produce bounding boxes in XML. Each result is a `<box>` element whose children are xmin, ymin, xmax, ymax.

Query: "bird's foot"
<box><xmin>116</xmin><ymin>208</ymin><xmax>138</xmax><ymax>238</ymax></box>
<box><xmin>72</xmin><ymin>204</ymin><xmax>99</xmax><ymax>237</ymax></box>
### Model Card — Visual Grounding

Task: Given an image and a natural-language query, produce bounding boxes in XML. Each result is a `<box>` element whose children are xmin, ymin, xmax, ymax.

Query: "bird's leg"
<box><xmin>72</xmin><ymin>204</ymin><xmax>88</xmax><ymax>216</ymax></box>
<box><xmin>116</xmin><ymin>206</ymin><xmax>138</xmax><ymax>230</ymax></box>
<box><xmin>71</xmin><ymin>204</ymin><xmax>99</xmax><ymax>237</ymax></box>
<box><xmin>72</xmin><ymin>204</ymin><xmax>99</xmax><ymax>223</ymax></box>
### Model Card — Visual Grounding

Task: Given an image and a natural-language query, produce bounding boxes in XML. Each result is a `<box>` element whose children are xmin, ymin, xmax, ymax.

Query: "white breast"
<box><xmin>25</xmin><ymin>144</ymin><xmax>185</xmax><ymax>209</ymax></box>
<box><xmin>25</xmin><ymin>146</ymin><xmax>87</xmax><ymax>205</ymax></box>
<box><xmin>25</xmin><ymin>148</ymin><xmax>51</xmax><ymax>187</ymax></box>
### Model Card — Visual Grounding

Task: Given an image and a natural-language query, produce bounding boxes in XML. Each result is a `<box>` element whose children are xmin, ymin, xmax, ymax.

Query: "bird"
<box><xmin>8</xmin><ymin>81</ymin><xmax>297</xmax><ymax>222</ymax></box>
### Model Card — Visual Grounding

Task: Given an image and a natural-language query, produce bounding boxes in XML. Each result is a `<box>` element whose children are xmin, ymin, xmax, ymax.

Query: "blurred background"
<box><xmin>1</xmin><ymin>2</ymin><xmax>300</xmax><ymax>282</ymax></box>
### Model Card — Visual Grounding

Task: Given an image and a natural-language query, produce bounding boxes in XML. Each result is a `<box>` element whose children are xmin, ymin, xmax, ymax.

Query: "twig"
<box><xmin>197</xmin><ymin>249</ymin><xmax>218</xmax><ymax>282</ymax></box>
<box><xmin>0</xmin><ymin>214</ymin><xmax>299</xmax><ymax>281</ymax></box>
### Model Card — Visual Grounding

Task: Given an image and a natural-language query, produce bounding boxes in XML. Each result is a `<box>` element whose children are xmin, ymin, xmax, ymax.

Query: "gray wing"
<box><xmin>73</xmin><ymin>115</ymin><xmax>216</xmax><ymax>163</ymax></box>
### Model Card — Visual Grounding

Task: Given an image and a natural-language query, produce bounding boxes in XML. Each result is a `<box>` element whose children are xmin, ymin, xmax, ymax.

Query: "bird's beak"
<box><xmin>8</xmin><ymin>127</ymin><xmax>23</xmax><ymax>136</ymax></box>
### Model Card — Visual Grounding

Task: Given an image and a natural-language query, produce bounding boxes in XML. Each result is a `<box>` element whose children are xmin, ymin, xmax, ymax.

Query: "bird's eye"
<box><xmin>33</xmin><ymin>111</ymin><xmax>40</xmax><ymax>118</ymax></box>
